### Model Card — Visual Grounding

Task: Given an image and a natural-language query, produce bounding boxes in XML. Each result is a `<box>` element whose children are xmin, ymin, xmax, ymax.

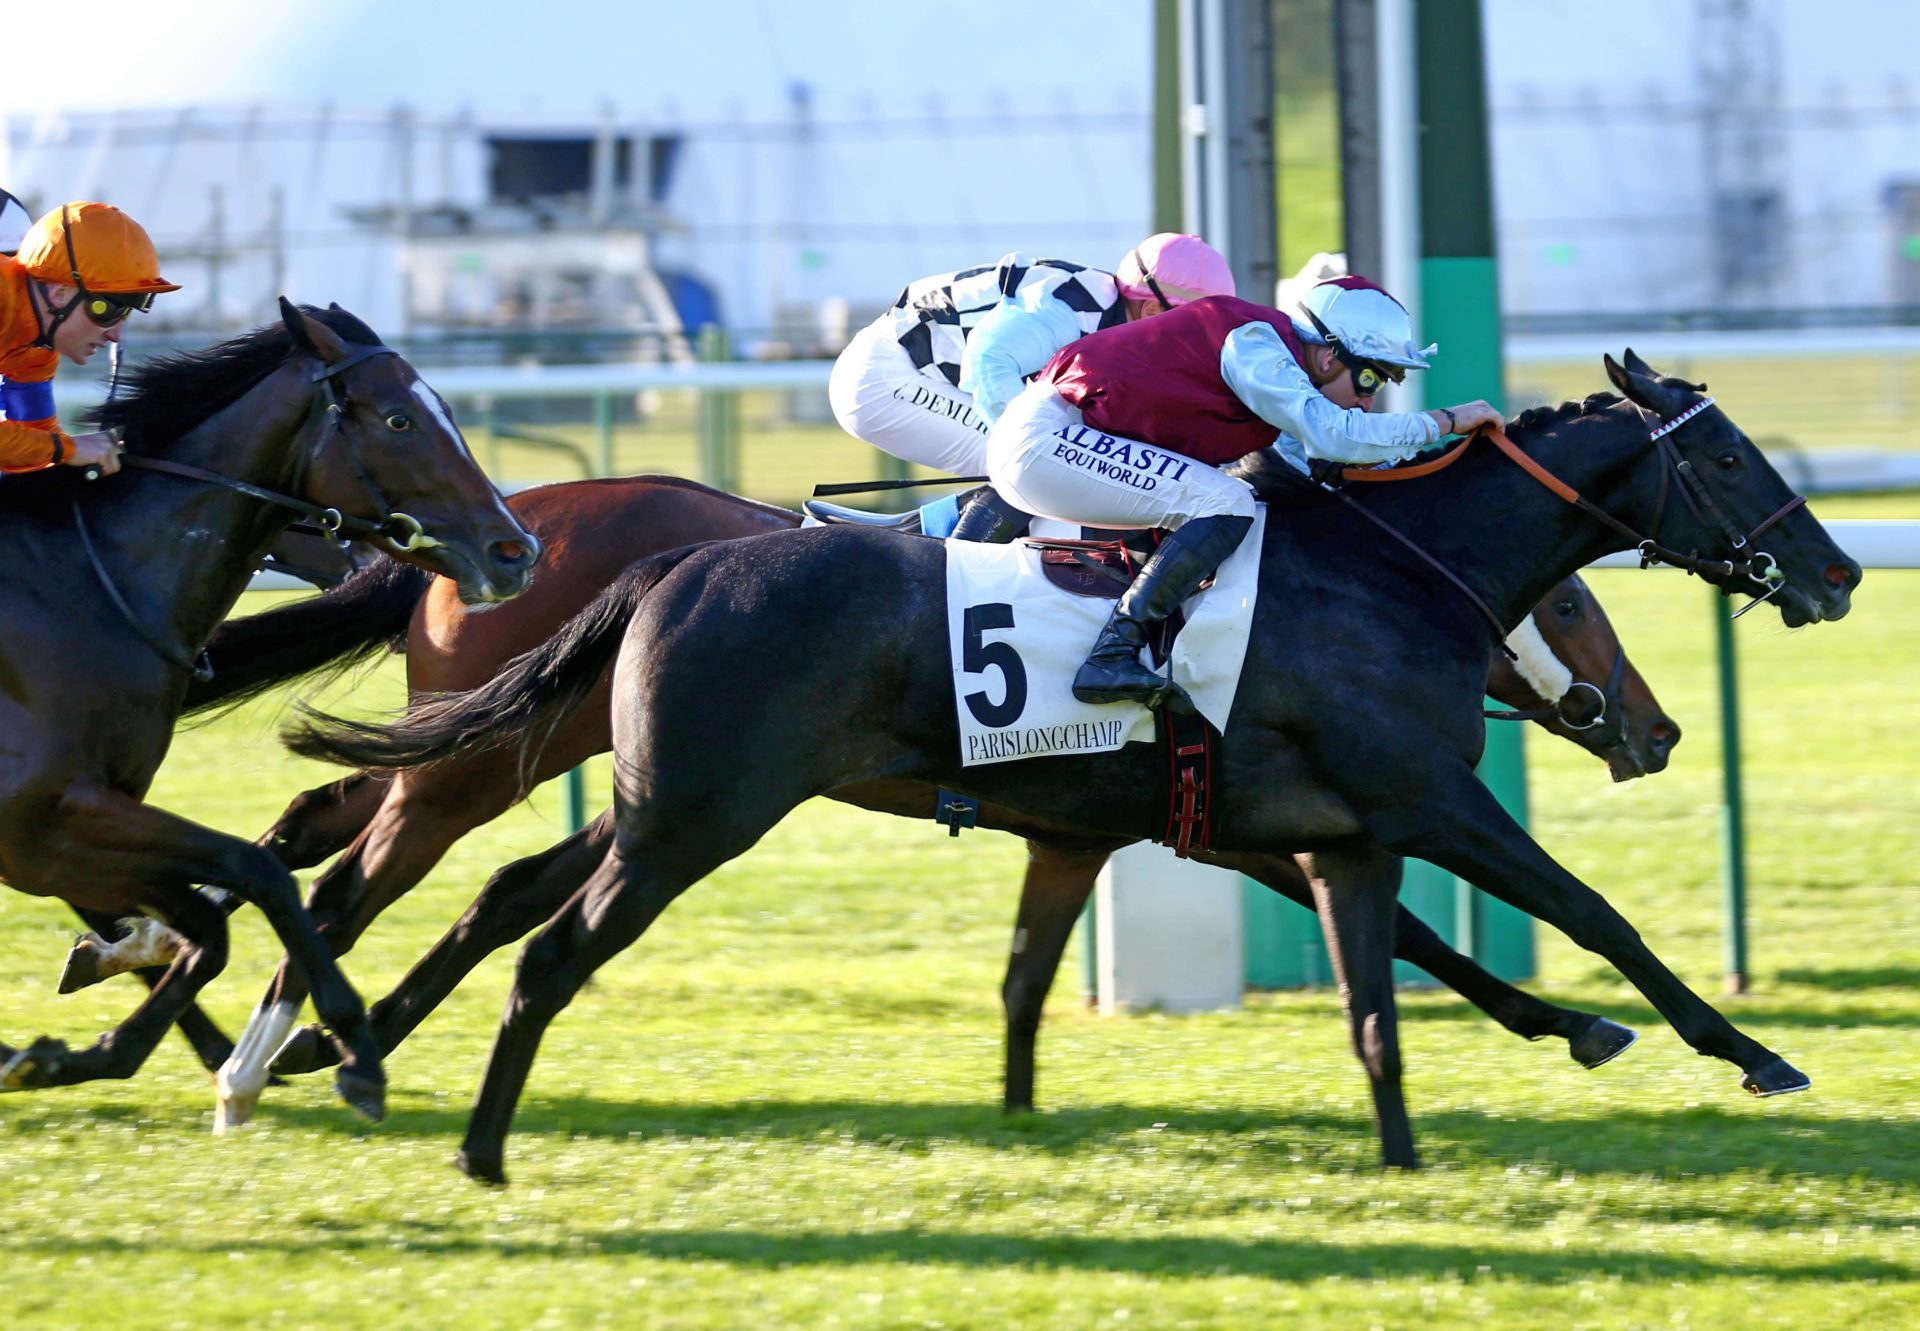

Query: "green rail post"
<box><xmin>1714</xmin><ymin>588</ymin><xmax>1750</xmax><ymax>993</ymax></box>
<box><xmin>594</xmin><ymin>392</ymin><xmax>615</xmax><ymax>477</ymax></box>
<box><xmin>696</xmin><ymin>324</ymin><xmax>737</xmax><ymax>493</ymax></box>
<box><xmin>561</xmin><ymin>766</ymin><xmax>588</xmax><ymax>833</ymax></box>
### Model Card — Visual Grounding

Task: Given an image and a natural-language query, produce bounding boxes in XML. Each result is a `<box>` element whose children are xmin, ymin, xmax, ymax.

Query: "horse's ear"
<box><xmin>279</xmin><ymin>297</ymin><xmax>350</xmax><ymax>365</ymax></box>
<box><xmin>1606</xmin><ymin>349</ymin><xmax>1698</xmax><ymax>420</ymax></box>
<box><xmin>1604</xmin><ymin>352</ymin><xmax>1631</xmax><ymax>396</ymax></box>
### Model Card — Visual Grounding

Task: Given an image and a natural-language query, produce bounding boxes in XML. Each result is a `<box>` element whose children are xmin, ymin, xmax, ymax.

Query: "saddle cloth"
<box><xmin>945</xmin><ymin>504</ymin><xmax>1266</xmax><ymax>767</ymax></box>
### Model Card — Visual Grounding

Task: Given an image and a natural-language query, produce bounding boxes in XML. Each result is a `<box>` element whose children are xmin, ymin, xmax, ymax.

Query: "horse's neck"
<box><xmin>94</xmin><ymin>366</ymin><xmax>319</xmax><ymax>662</ymax></box>
<box><xmin>1358</xmin><ymin>413</ymin><xmax>1648</xmax><ymax>634</ymax></box>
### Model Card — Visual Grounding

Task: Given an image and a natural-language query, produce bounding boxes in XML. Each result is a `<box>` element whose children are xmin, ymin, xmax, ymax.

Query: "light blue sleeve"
<box><xmin>958</xmin><ymin>286</ymin><xmax>1086</xmax><ymax>423</ymax></box>
<box><xmin>1219</xmin><ymin>322</ymin><xmax>1440</xmax><ymax>466</ymax></box>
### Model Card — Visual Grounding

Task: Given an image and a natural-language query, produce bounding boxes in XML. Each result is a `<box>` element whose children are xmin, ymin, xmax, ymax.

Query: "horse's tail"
<box><xmin>284</xmin><ymin>544</ymin><xmax>706</xmax><ymax>783</ymax></box>
<box><xmin>183</xmin><ymin>557</ymin><xmax>432</xmax><ymax>719</ymax></box>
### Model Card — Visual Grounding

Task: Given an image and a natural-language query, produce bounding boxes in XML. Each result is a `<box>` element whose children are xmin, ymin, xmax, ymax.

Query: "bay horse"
<box><xmin>291</xmin><ymin>352</ymin><xmax>1859</xmax><ymax>1181</ymax></box>
<box><xmin>0</xmin><ymin>300</ymin><xmax>540</xmax><ymax>1122</ymax></box>
<box><xmin>84</xmin><ymin>475</ymin><xmax>1671</xmax><ymax>1127</ymax></box>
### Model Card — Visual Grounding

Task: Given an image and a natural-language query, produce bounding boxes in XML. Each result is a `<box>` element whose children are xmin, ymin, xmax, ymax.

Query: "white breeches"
<box><xmin>984</xmin><ymin>384</ymin><xmax>1258</xmax><ymax>531</ymax></box>
<box><xmin>828</xmin><ymin>317</ymin><xmax>991</xmax><ymax>477</ymax></box>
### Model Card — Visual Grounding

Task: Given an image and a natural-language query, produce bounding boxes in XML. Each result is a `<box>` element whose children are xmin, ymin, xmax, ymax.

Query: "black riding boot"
<box><xmin>1072</xmin><ymin>513</ymin><xmax>1254</xmax><ymax>713</ymax></box>
<box><xmin>948</xmin><ymin>487</ymin><xmax>1032</xmax><ymax>543</ymax></box>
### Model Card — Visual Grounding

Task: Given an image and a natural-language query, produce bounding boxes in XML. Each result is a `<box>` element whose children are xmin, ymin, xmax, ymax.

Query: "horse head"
<box><xmin>1602</xmin><ymin>350</ymin><xmax>1861</xmax><ymax>627</ymax></box>
<box><xmin>280</xmin><ymin>300</ymin><xmax>541</xmax><ymax>605</ymax></box>
<box><xmin>1492</xmin><ymin>573</ymin><xmax>1681</xmax><ymax>782</ymax></box>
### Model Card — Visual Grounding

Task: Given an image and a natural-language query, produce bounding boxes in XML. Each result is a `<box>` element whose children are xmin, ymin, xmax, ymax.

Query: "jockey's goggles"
<box><xmin>1300</xmin><ymin>305</ymin><xmax>1405</xmax><ymax>397</ymax></box>
<box><xmin>81</xmin><ymin>289</ymin><xmax>155</xmax><ymax>326</ymax></box>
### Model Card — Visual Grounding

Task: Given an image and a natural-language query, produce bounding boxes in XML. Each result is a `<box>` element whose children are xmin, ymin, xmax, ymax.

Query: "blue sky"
<box><xmin>0</xmin><ymin>0</ymin><xmax>1152</xmax><ymax>119</ymax></box>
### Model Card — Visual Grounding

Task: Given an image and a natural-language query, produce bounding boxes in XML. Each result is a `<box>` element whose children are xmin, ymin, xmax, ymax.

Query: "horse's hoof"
<box><xmin>1568</xmin><ymin>1016</ymin><xmax>1639</xmax><ymax>1070</ymax></box>
<box><xmin>455</xmin><ymin>1148</ymin><xmax>507</xmax><ymax>1186</ymax></box>
<box><xmin>268</xmin><ymin>1024</ymin><xmax>336</xmax><ymax>1076</ymax></box>
<box><xmin>213</xmin><ymin>1070</ymin><xmax>263</xmax><ymax>1135</ymax></box>
<box><xmin>336</xmin><ymin>1069</ymin><xmax>387</xmax><ymax>1124</ymax></box>
<box><xmin>1</xmin><ymin>1038</ymin><xmax>69</xmax><ymax>1090</ymax></box>
<box><xmin>1741</xmin><ymin>1057</ymin><xmax>1811</xmax><ymax>1097</ymax></box>
<box><xmin>58</xmin><ymin>936</ymin><xmax>109</xmax><ymax>994</ymax></box>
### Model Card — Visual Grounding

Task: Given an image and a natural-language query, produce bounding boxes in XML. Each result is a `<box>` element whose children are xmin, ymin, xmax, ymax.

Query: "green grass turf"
<box><xmin>0</xmin><ymin>497</ymin><xmax>1914</xmax><ymax>1329</ymax></box>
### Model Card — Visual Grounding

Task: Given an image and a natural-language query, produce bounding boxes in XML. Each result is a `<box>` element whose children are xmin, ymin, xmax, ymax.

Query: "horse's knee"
<box><xmin>262</xmin><ymin>776</ymin><xmax>376</xmax><ymax>868</ymax></box>
<box><xmin>220</xmin><ymin>844</ymin><xmax>299</xmax><ymax>902</ymax></box>
<box><xmin>311</xmin><ymin>917</ymin><xmax>360</xmax><ymax>958</ymax></box>
<box><xmin>1563</xmin><ymin>910</ymin><xmax>1646</xmax><ymax>960</ymax></box>
<box><xmin>509</xmin><ymin>933</ymin><xmax>577</xmax><ymax>1020</ymax></box>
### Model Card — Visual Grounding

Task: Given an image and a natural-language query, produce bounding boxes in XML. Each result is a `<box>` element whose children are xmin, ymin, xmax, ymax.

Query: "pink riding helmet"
<box><xmin>1116</xmin><ymin>233</ymin><xmax>1236</xmax><ymax>308</ymax></box>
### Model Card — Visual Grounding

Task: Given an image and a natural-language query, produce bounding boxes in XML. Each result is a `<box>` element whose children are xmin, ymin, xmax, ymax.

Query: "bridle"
<box><xmin>74</xmin><ymin>343</ymin><xmax>436</xmax><ymax>679</ymax></box>
<box><xmin>1484</xmin><ymin>639</ymin><xmax>1625</xmax><ymax>737</ymax></box>
<box><xmin>1324</xmin><ymin>395</ymin><xmax>1811</xmax><ymax>654</ymax></box>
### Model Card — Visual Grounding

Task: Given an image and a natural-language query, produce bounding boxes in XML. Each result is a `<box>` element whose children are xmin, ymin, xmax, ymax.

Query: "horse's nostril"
<box><xmin>1824</xmin><ymin>562</ymin><xmax>1855</xmax><ymax>589</ymax></box>
<box><xmin>1649</xmin><ymin>720</ymin><xmax>1680</xmax><ymax>753</ymax></box>
<box><xmin>489</xmin><ymin>540</ymin><xmax>531</xmax><ymax>570</ymax></box>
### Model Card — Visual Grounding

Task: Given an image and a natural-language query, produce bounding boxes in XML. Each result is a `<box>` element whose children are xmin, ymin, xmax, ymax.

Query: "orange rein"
<box><xmin>1338</xmin><ymin>426</ymin><xmax>1581</xmax><ymax>505</ymax></box>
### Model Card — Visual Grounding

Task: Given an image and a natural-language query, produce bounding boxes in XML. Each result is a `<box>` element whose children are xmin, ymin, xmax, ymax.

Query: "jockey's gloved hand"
<box><xmin>65</xmin><ymin>431</ymin><xmax>123</xmax><ymax>476</ymax></box>
<box><xmin>1433</xmin><ymin>401</ymin><xmax>1505</xmax><ymax>437</ymax></box>
<box><xmin>1308</xmin><ymin>457</ymin><xmax>1348</xmax><ymax>486</ymax></box>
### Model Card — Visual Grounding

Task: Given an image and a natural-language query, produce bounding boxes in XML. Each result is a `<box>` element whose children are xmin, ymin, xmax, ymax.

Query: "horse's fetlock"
<box><xmin>1358</xmin><ymin>1012</ymin><xmax>1404</xmax><ymax>1082</ymax></box>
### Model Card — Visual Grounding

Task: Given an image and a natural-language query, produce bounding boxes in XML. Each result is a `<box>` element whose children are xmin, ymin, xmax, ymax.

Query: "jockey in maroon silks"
<box><xmin>960</xmin><ymin>276</ymin><xmax>1506</xmax><ymax>714</ymax></box>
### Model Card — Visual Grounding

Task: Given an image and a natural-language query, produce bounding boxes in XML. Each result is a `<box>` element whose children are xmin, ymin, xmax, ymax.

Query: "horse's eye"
<box><xmin>1554</xmin><ymin>600</ymin><xmax>1578</xmax><ymax>618</ymax></box>
<box><xmin>1715</xmin><ymin>450</ymin><xmax>1741</xmax><ymax>472</ymax></box>
<box><xmin>385</xmin><ymin>413</ymin><xmax>413</xmax><ymax>431</ymax></box>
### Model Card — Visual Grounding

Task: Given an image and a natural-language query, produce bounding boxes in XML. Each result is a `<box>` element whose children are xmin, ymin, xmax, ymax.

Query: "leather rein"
<box><xmin>73</xmin><ymin>344</ymin><xmax>431</xmax><ymax>680</ymax></box>
<box><xmin>1319</xmin><ymin>397</ymin><xmax>1809</xmax><ymax>664</ymax></box>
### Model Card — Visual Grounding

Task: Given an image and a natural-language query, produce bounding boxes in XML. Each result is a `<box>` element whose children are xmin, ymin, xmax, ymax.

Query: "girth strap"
<box><xmin>1158</xmin><ymin>708</ymin><xmax>1219</xmax><ymax>859</ymax></box>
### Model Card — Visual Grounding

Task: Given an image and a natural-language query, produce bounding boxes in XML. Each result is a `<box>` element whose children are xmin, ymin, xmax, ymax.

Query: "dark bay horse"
<box><xmin>0</xmin><ymin>301</ymin><xmax>540</xmax><ymax>1122</ymax></box>
<box><xmin>95</xmin><ymin>476</ymin><xmax>1671</xmax><ymax>1126</ymax></box>
<box><xmin>292</xmin><ymin>353</ymin><xmax>1860</xmax><ymax>1182</ymax></box>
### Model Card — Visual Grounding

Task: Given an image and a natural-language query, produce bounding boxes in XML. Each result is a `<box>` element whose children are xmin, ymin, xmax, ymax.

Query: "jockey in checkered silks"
<box><xmin>827</xmin><ymin>233</ymin><xmax>1236</xmax><ymax>532</ymax></box>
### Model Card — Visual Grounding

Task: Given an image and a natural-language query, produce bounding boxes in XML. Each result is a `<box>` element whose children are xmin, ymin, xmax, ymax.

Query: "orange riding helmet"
<box><xmin>16</xmin><ymin>201</ymin><xmax>180</xmax><ymax>296</ymax></box>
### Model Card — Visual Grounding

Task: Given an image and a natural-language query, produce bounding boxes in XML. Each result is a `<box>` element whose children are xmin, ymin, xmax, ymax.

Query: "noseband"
<box><xmin>74</xmin><ymin>343</ymin><xmax>437</xmax><ymax>678</ymax></box>
<box><xmin>1484</xmin><ymin>640</ymin><xmax>1625</xmax><ymax>737</ymax></box>
<box><xmin>1635</xmin><ymin>402</ymin><xmax>1804</xmax><ymax>616</ymax></box>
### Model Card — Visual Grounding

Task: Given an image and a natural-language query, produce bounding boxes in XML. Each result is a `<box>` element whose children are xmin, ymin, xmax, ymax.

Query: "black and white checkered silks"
<box><xmin>889</xmin><ymin>256</ymin><xmax>1127</xmax><ymax>388</ymax></box>
<box><xmin>828</xmin><ymin>256</ymin><xmax>1130</xmax><ymax>476</ymax></box>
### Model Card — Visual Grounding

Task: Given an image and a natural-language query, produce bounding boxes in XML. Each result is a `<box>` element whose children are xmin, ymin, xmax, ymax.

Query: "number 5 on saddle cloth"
<box><xmin>943</xmin><ymin>505</ymin><xmax>1266</xmax><ymax>773</ymax></box>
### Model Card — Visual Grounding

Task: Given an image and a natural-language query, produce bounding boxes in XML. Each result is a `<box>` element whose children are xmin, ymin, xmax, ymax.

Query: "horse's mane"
<box><xmin>1507</xmin><ymin>391</ymin><xmax>1623</xmax><ymax>439</ymax></box>
<box><xmin>1238</xmin><ymin>391</ymin><xmax>1626</xmax><ymax>505</ymax></box>
<box><xmin>88</xmin><ymin>305</ymin><xmax>382</xmax><ymax>454</ymax></box>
